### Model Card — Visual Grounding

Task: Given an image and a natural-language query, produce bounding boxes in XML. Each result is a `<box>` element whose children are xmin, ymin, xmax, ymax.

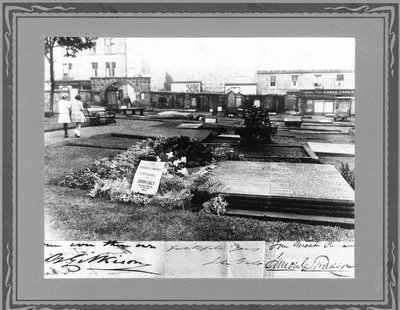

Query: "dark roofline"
<box><xmin>224</xmin><ymin>83</ymin><xmax>257</xmax><ymax>86</ymax></box>
<box><xmin>150</xmin><ymin>90</ymin><xmax>224</xmax><ymax>95</ymax></box>
<box><xmin>171</xmin><ymin>81</ymin><xmax>203</xmax><ymax>84</ymax></box>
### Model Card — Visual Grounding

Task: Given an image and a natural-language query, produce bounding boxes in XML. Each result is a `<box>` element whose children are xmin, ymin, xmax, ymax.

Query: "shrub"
<box><xmin>211</xmin><ymin>143</ymin><xmax>244</xmax><ymax>161</ymax></box>
<box><xmin>239</xmin><ymin>106</ymin><xmax>273</xmax><ymax>145</ymax></box>
<box><xmin>151</xmin><ymin>189</ymin><xmax>193</xmax><ymax>210</ymax></box>
<box><xmin>201</xmin><ymin>195</ymin><xmax>228</xmax><ymax>216</ymax></box>
<box><xmin>340</xmin><ymin>162</ymin><xmax>355</xmax><ymax>189</ymax></box>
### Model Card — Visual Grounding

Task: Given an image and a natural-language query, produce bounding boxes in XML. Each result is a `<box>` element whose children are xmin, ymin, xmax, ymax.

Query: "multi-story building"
<box><xmin>257</xmin><ymin>69</ymin><xmax>355</xmax><ymax>95</ymax></box>
<box><xmin>44</xmin><ymin>37</ymin><xmax>151</xmax><ymax>109</ymax></box>
<box><xmin>257</xmin><ymin>69</ymin><xmax>355</xmax><ymax>115</ymax></box>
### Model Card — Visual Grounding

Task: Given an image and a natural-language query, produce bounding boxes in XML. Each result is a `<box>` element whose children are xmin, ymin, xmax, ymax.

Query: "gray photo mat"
<box><xmin>2</xmin><ymin>1</ymin><xmax>398</xmax><ymax>308</ymax></box>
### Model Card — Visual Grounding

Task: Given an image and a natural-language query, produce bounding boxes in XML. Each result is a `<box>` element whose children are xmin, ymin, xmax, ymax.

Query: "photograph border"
<box><xmin>2</xmin><ymin>1</ymin><xmax>398</xmax><ymax>308</ymax></box>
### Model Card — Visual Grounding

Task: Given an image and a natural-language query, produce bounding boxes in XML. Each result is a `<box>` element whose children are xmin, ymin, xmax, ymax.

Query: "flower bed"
<box><xmin>58</xmin><ymin>136</ymin><xmax>244</xmax><ymax>215</ymax></box>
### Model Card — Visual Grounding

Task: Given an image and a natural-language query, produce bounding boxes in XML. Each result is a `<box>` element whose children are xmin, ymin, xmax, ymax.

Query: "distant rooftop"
<box><xmin>257</xmin><ymin>69</ymin><xmax>355</xmax><ymax>74</ymax></box>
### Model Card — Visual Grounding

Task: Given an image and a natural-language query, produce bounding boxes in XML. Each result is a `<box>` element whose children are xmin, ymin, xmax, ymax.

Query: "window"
<box><xmin>314</xmin><ymin>75</ymin><xmax>322</xmax><ymax>87</ymax></box>
<box><xmin>270</xmin><ymin>75</ymin><xmax>276</xmax><ymax>87</ymax></box>
<box><xmin>336</xmin><ymin>74</ymin><xmax>344</xmax><ymax>87</ymax></box>
<box><xmin>91</xmin><ymin>62</ymin><xmax>98</xmax><ymax>77</ymax></box>
<box><xmin>63</xmin><ymin>63</ymin><xmax>72</xmax><ymax>78</ymax></box>
<box><xmin>105</xmin><ymin>62</ymin><xmax>116</xmax><ymax>77</ymax></box>
<box><xmin>91</xmin><ymin>42</ymin><xmax>97</xmax><ymax>54</ymax></box>
<box><xmin>104</xmin><ymin>38</ymin><xmax>113</xmax><ymax>54</ymax></box>
<box><xmin>291</xmin><ymin>75</ymin><xmax>299</xmax><ymax>87</ymax></box>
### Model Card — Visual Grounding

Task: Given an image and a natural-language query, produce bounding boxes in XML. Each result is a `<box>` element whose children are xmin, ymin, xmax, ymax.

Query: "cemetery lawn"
<box><xmin>45</xmin><ymin>144</ymin><xmax>354</xmax><ymax>242</ymax></box>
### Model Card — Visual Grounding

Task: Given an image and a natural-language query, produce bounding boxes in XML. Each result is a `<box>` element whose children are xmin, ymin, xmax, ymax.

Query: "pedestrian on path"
<box><xmin>70</xmin><ymin>95</ymin><xmax>86</xmax><ymax>138</ymax></box>
<box><xmin>57</xmin><ymin>93</ymin><xmax>71</xmax><ymax>138</ymax></box>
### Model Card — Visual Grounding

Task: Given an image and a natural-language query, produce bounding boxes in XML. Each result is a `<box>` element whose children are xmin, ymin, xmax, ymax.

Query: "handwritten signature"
<box><xmin>265</xmin><ymin>252</ymin><xmax>354</xmax><ymax>277</ymax></box>
<box><xmin>45</xmin><ymin>252</ymin><xmax>161</xmax><ymax>275</ymax></box>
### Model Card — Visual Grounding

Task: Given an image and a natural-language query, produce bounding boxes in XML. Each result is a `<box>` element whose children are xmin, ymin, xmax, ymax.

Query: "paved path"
<box><xmin>44</xmin><ymin>119</ymin><xmax>133</xmax><ymax>146</ymax></box>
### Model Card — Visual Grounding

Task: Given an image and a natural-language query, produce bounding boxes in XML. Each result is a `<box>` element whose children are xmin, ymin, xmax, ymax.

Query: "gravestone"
<box><xmin>131</xmin><ymin>160</ymin><xmax>165</xmax><ymax>195</ymax></box>
<box><xmin>175</xmin><ymin>123</ymin><xmax>203</xmax><ymax>129</ymax></box>
<box><xmin>317</xmin><ymin>119</ymin><xmax>333</xmax><ymax>124</ymax></box>
<box><xmin>307</xmin><ymin>142</ymin><xmax>355</xmax><ymax>156</ymax></box>
<box><xmin>283</xmin><ymin>117</ymin><xmax>303</xmax><ymax>127</ymax></box>
<box><xmin>217</xmin><ymin>134</ymin><xmax>241</xmax><ymax>140</ymax></box>
<box><xmin>214</xmin><ymin>161</ymin><xmax>354</xmax><ymax>201</ymax></box>
<box><xmin>212</xmin><ymin>161</ymin><xmax>354</xmax><ymax>226</ymax></box>
<box><xmin>204</xmin><ymin>117</ymin><xmax>217</xmax><ymax>123</ymax></box>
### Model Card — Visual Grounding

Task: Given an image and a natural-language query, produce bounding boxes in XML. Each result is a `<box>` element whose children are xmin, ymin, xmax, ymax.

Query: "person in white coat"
<box><xmin>57</xmin><ymin>94</ymin><xmax>71</xmax><ymax>138</ymax></box>
<box><xmin>70</xmin><ymin>95</ymin><xmax>86</xmax><ymax>138</ymax></box>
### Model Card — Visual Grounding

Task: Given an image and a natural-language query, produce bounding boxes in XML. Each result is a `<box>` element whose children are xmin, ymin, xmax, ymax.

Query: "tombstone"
<box><xmin>217</xmin><ymin>134</ymin><xmax>241</xmax><ymax>140</ymax></box>
<box><xmin>283</xmin><ymin>116</ymin><xmax>303</xmax><ymax>127</ymax></box>
<box><xmin>307</xmin><ymin>142</ymin><xmax>355</xmax><ymax>156</ymax></box>
<box><xmin>204</xmin><ymin>117</ymin><xmax>217</xmax><ymax>123</ymax></box>
<box><xmin>175</xmin><ymin>123</ymin><xmax>203</xmax><ymax>129</ymax></box>
<box><xmin>212</xmin><ymin>161</ymin><xmax>354</xmax><ymax>225</ymax></box>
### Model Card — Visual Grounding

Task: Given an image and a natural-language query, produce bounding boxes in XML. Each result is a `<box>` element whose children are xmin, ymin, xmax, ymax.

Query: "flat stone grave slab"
<box><xmin>308</xmin><ymin>142</ymin><xmax>355</xmax><ymax>156</ymax></box>
<box><xmin>317</xmin><ymin>119</ymin><xmax>333</xmax><ymax>124</ymax></box>
<box><xmin>213</xmin><ymin>161</ymin><xmax>354</xmax><ymax>202</ymax></box>
<box><xmin>112</xmin><ymin>126</ymin><xmax>213</xmax><ymax>141</ymax></box>
<box><xmin>288</xmin><ymin>125</ymin><xmax>346</xmax><ymax>132</ymax></box>
<box><xmin>283</xmin><ymin>117</ymin><xmax>303</xmax><ymax>127</ymax></box>
<box><xmin>175</xmin><ymin>123</ymin><xmax>203</xmax><ymax>129</ymax></box>
<box><xmin>152</xmin><ymin>111</ymin><xmax>193</xmax><ymax>119</ymax></box>
<box><xmin>217</xmin><ymin>134</ymin><xmax>241</xmax><ymax>140</ymax></box>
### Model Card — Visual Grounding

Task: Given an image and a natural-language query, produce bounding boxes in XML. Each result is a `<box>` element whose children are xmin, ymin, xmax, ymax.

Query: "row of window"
<box><xmin>90</xmin><ymin>38</ymin><xmax>114</xmax><ymax>54</ymax></box>
<box><xmin>62</xmin><ymin>62</ymin><xmax>117</xmax><ymax>78</ymax></box>
<box><xmin>269</xmin><ymin>74</ymin><xmax>345</xmax><ymax>88</ymax></box>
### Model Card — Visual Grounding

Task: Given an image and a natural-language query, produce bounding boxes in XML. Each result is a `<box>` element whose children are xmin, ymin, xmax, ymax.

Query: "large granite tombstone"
<box><xmin>214</xmin><ymin>161</ymin><xmax>354</xmax><ymax>201</ymax></box>
<box><xmin>213</xmin><ymin>161</ymin><xmax>354</xmax><ymax>226</ymax></box>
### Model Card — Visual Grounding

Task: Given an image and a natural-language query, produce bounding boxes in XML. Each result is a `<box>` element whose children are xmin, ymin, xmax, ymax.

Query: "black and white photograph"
<box><xmin>2</xmin><ymin>0</ymin><xmax>398</xmax><ymax>308</ymax></box>
<box><xmin>44</xmin><ymin>37</ymin><xmax>355</xmax><ymax>278</ymax></box>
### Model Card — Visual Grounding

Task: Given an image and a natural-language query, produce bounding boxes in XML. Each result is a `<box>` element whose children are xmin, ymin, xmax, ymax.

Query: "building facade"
<box><xmin>257</xmin><ymin>69</ymin><xmax>355</xmax><ymax>95</ymax></box>
<box><xmin>45</xmin><ymin>37</ymin><xmax>151</xmax><ymax>109</ymax></box>
<box><xmin>257</xmin><ymin>69</ymin><xmax>355</xmax><ymax>115</ymax></box>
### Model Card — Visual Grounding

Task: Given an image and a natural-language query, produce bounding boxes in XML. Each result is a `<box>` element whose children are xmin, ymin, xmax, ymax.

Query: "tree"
<box><xmin>163</xmin><ymin>71</ymin><xmax>173</xmax><ymax>91</ymax></box>
<box><xmin>44</xmin><ymin>37</ymin><xmax>97</xmax><ymax>115</ymax></box>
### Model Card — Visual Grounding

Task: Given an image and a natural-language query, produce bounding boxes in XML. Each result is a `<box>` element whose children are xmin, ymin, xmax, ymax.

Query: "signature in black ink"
<box><xmin>70</xmin><ymin>242</ymin><xmax>95</xmax><ymax>247</ymax></box>
<box><xmin>265</xmin><ymin>253</ymin><xmax>354</xmax><ymax>277</ymax></box>
<box><xmin>136</xmin><ymin>243</ymin><xmax>156</xmax><ymax>249</ymax></box>
<box><xmin>103</xmin><ymin>240</ymin><xmax>131</xmax><ymax>253</ymax></box>
<box><xmin>166</xmin><ymin>244</ymin><xmax>224</xmax><ymax>252</ymax></box>
<box><xmin>87</xmin><ymin>267</ymin><xmax>161</xmax><ymax>275</ymax></box>
<box><xmin>293</xmin><ymin>241</ymin><xmax>320</xmax><ymax>249</ymax></box>
<box><xmin>44</xmin><ymin>243</ymin><xmax>62</xmax><ymax>248</ymax></box>
<box><xmin>229</xmin><ymin>243</ymin><xmax>260</xmax><ymax>253</ymax></box>
<box><xmin>234</xmin><ymin>257</ymin><xmax>263</xmax><ymax>266</ymax></box>
<box><xmin>45</xmin><ymin>267</ymin><xmax>71</xmax><ymax>276</ymax></box>
<box><xmin>45</xmin><ymin>252</ymin><xmax>159</xmax><ymax>275</ymax></box>
<box><xmin>203</xmin><ymin>256</ymin><xmax>230</xmax><ymax>266</ymax></box>
<box><xmin>268</xmin><ymin>240</ymin><xmax>289</xmax><ymax>251</ymax></box>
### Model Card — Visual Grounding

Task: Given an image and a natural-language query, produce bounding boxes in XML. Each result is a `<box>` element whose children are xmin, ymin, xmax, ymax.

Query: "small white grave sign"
<box><xmin>204</xmin><ymin>117</ymin><xmax>217</xmax><ymax>123</ymax></box>
<box><xmin>131</xmin><ymin>160</ymin><xmax>165</xmax><ymax>195</ymax></box>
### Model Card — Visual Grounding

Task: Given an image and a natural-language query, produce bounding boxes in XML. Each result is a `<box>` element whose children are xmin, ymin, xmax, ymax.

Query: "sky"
<box><xmin>128</xmin><ymin>37</ymin><xmax>355</xmax><ymax>76</ymax></box>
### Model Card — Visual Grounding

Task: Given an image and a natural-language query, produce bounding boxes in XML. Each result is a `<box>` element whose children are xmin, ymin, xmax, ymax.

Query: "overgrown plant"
<box><xmin>238</xmin><ymin>105</ymin><xmax>273</xmax><ymax>146</ymax></box>
<box><xmin>201</xmin><ymin>194</ymin><xmax>228</xmax><ymax>216</ymax></box>
<box><xmin>339</xmin><ymin>162</ymin><xmax>355</xmax><ymax>189</ymax></box>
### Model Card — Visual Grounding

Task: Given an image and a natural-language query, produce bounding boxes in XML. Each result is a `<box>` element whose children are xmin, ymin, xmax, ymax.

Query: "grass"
<box><xmin>45</xmin><ymin>145</ymin><xmax>122</xmax><ymax>184</ymax></box>
<box><xmin>45</xmin><ymin>143</ymin><xmax>355</xmax><ymax>241</ymax></box>
<box><xmin>45</xmin><ymin>185</ymin><xmax>354</xmax><ymax>241</ymax></box>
